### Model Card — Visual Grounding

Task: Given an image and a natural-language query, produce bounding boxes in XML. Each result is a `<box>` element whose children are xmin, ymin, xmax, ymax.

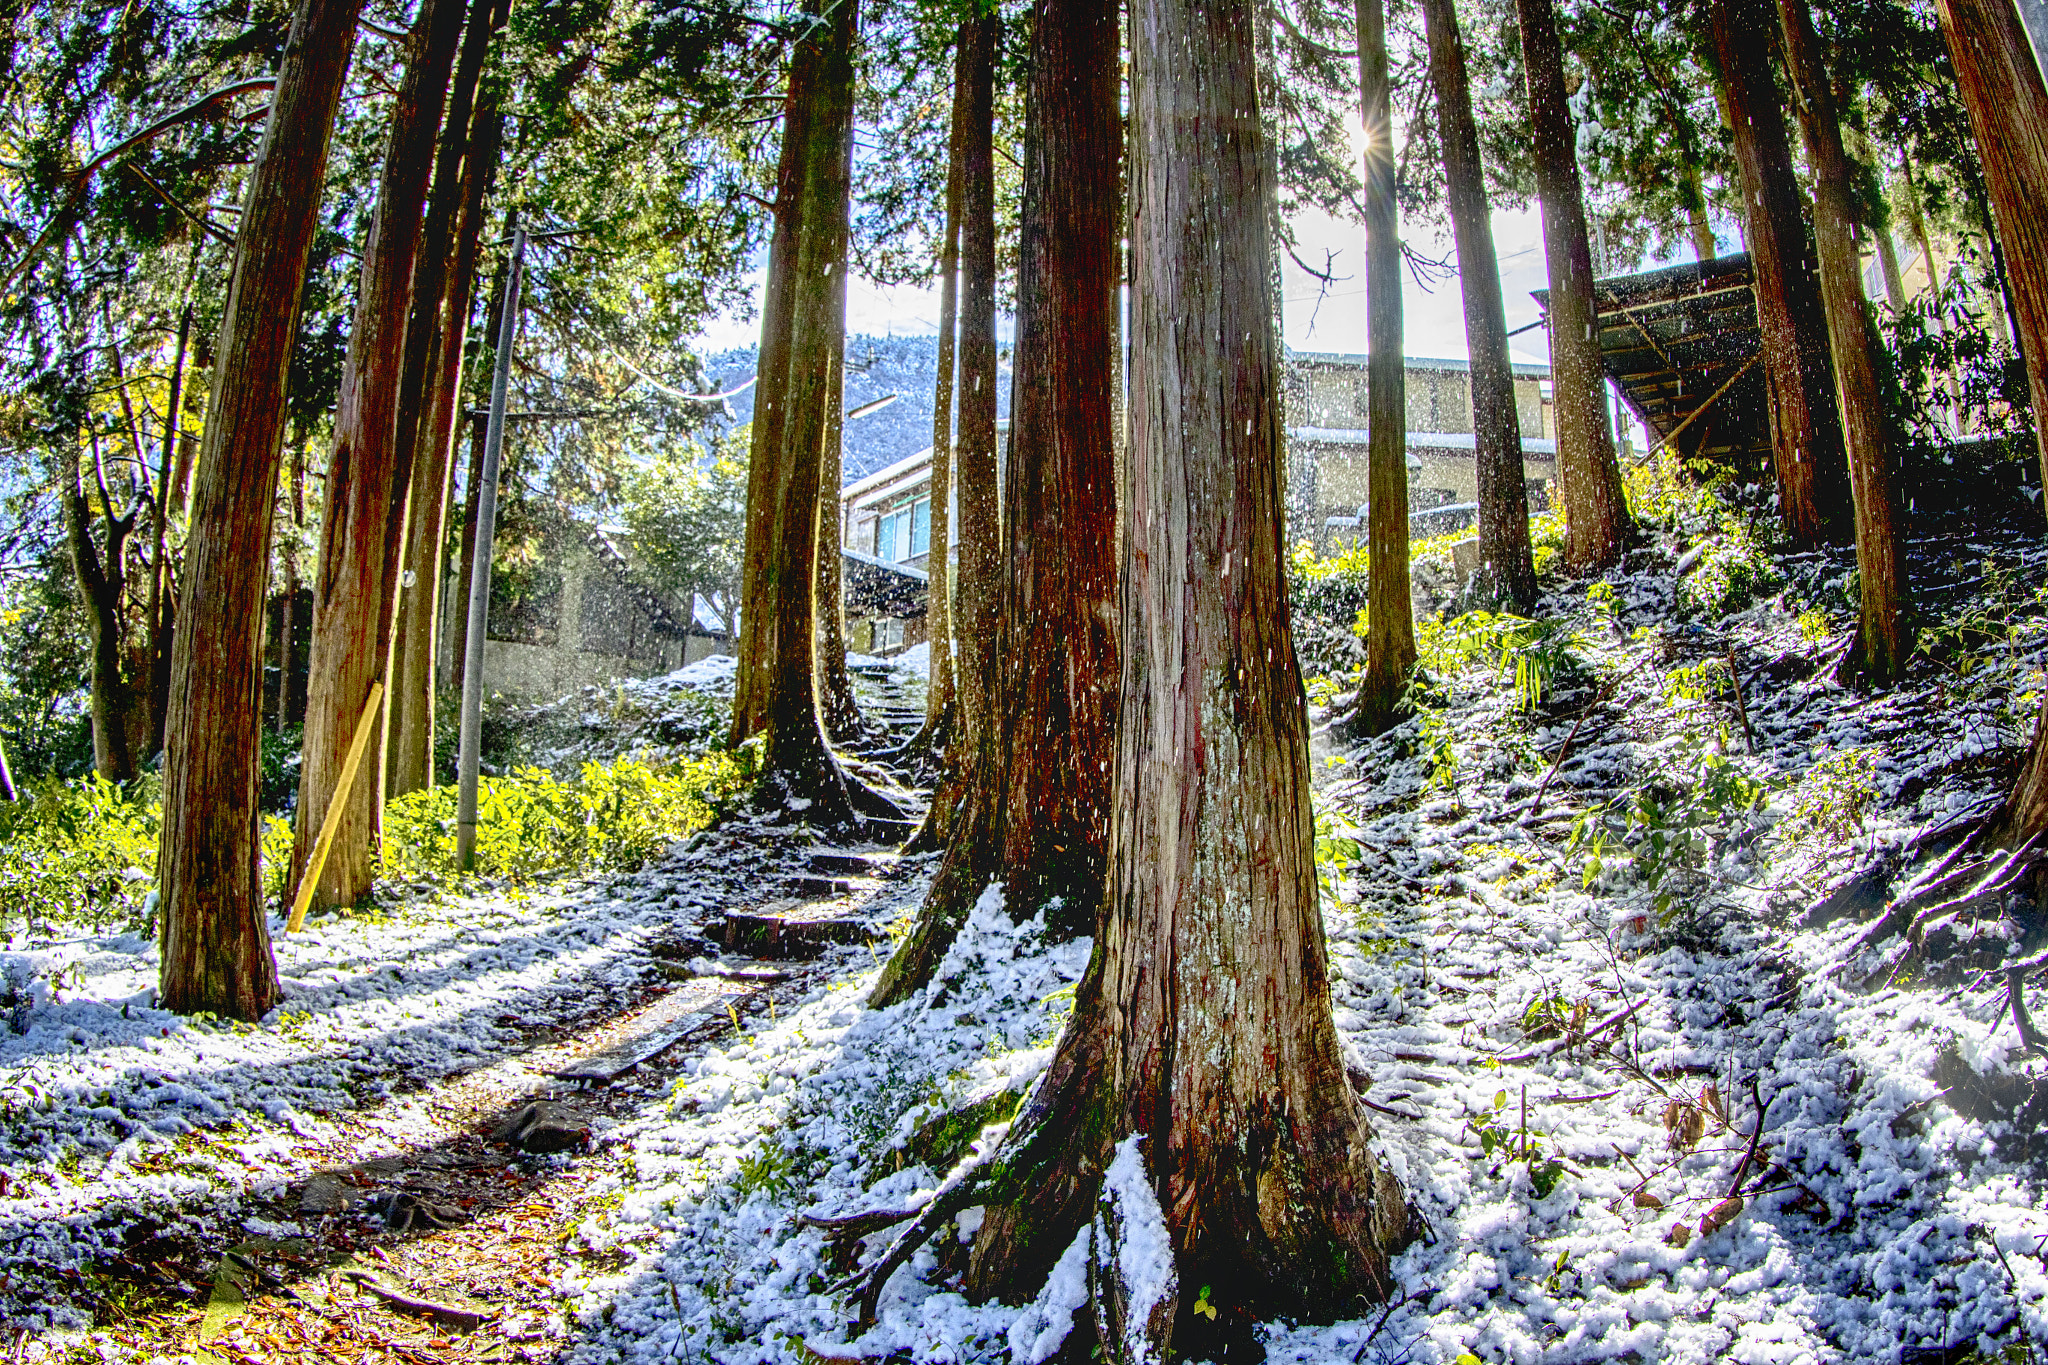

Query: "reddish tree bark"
<box><xmin>1777</xmin><ymin>0</ymin><xmax>1909</xmax><ymax>680</ymax></box>
<box><xmin>963</xmin><ymin>0</ymin><xmax>1409</xmax><ymax>1349</ymax></box>
<box><xmin>293</xmin><ymin>0</ymin><xmax>468</xmax><ymax>909</ymax></box>
<box><xmin>1421</xmin><ymin>0</ymin><xmax>1535</xmax><ymax>607</ymax></box>
<box><xmin>871</xmin><ymin>0</ymin><xmax>1119</xmax><ymax>1004</ymax></box>
<box><xmin>1517</xmin><ymin>0</ymin><xmax>1630</xmax><ymax>571</ymax></box>
<box><xmin>157</xmin><ymin>0</ymin><xmax>364</xmax><ymax>1019</ymax></box>
<box><xmin>388</xmin><ymin>0</ymin><xmax>504</xmax><ymax>796</ymax></box>
<box><xmin>1938</xmin><ymin>0</ymin><xmax>2048</xmax><ymax>518</ymax></box>
<box><xmin>1709</xmin><ymin>0</ymin><xmax>1849</xmax><ymax>545</ymax></box>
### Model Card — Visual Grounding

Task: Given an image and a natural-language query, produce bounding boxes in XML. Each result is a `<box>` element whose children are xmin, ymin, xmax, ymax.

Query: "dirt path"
<box><xmin>17</xmin><ymin>819</ymin><xmax>915</xmax><ymax>1365</ymax></box>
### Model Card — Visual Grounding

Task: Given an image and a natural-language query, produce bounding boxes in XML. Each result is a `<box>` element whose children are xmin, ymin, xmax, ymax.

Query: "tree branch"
<box><xmin>0</xmin><ymin>76</ymin><xmax>275</xmax><ymax>297</ymax></box>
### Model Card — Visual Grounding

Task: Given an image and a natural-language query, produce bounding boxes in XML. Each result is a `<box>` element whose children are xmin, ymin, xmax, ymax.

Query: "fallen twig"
<box><xmin>2009</xmin><ymin>968</ymin><xmax>2048</xmax><ymax>1055</ymax></box>
<box><xmin>1495</xmin><ymin>998</ymin><xmax>1646</xmax><ymax>1064</ymax></box>
<box><xmin>335</xmin><ymin>1265</ymin><xmax>488</xmax><ymax>1329</ymax></box>
<box><xmin>1358</xmin><ymin>1095</ymin><xmax>1423</xmax><ymax>1121</ymax></box>
<box><xmin>1520</xmin><ymin>673</ymin><xmax>1624</xmax><ymax>823</ymax></box>
<box><xmin>1724</xmin><ymin>646</ymin><xmax>1756</xmax><ymax>753</ymax></box>
<box><xmin>1727</xmin><ymin>1077</ymin><xmax>1766</xmax><ymax>1197</ymax></box>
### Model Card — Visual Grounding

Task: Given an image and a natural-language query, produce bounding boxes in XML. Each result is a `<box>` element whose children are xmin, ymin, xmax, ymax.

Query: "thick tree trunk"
<box><xmin>157</xmin><ymin>0</ymin><xmax>362</xmax><ymax>1020</ymax></box>
<box><xmin>816</xmin><ymin>328</ymin><xmax>866</xmax><ymax>744</ymax></box>
<box><xmin>870</xmin><ymin>0</ymin><xmax>1119</xmax><ymax>1006</ymax></box>
<box><xmin>64</xmin><ymin>446</ymin><xmax>138</xmax><ymax>782</ymax></box>
<box><xmin>389</xmin><ymin>28</ymin><xmax>502</xmax><ymax>798</ymax></box>
<box><xmin>904</xmin><ymin>16</ymin><xmax>999</xmax><ymax>853</ymax></box>
<box><xmin>1348</xmin><ymin>0</ymin><xmax>1414</xmax><ymax>736</ymax></box>
<box><xmin>911</xmin><ymin>87</ymin><xmax>964</xmax><ymax>754</ymax></box>
<box><xmin>1517</xmin><ymin>0</ymin><xmax>1630</xmax><ymax>572</ymax></box>
<box><xmin>966</xmin><ymin>1</ymin><xmax>1408</xmax><ymax>1343</ymax></box>
<box><xmin>1777</xmin><ymin>0</ymin><xmax>1909</xmax><ymax>681</ymax></box>
<box><xmin>388</xmin><ymin>0</ymin><xmax>501</xmax><ymax>796</ymax></box>
<box><xmin>293</xmin><ymin>0</ymin><xmax>467</xmax><ymax>909</ymax></box>
<box><xmin>1710</xmin><ymin>0</ymin><xmax>1849</xmax><ymax>545</ymax></box>
<box><xmin>1422</xmin><ymin>0</ymin><xmax>1535</xmax><ymax>607</ymax></box>
<box><xmin>1938</xmin><ymin>0</ymin><xmax>2048</xmax><ymax>519</ymax></box>
<box><xmin>727</xmin><ymin>0</ymin><xmax>893</xmax><ymax>821</ymax></box>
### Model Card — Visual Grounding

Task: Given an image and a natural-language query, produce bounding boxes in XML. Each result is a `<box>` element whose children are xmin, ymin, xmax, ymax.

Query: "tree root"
<box><xmin>830</xmin><ymin>1141</ymin><xmax>1008</xmax><ymax>1326</ymax></box>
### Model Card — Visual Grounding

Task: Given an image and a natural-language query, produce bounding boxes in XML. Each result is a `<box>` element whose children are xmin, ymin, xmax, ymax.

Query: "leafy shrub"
<box><xmin>381</xmin><ymin>751</ymin><xmax>751</xmax><ymax>883</ymax></box>
<box><xmin>1416</xmin><ymin>610</ymin><xmax>1588</xmax><ymax>711</ymax></box>
<box><xmin>1676</xmin><ymin>526</ymin><xmax>1781</xmax><ymax>620</ymax></box>
<box><xmin>1780</xmin><ymin>748</ymin><xmax>1878</xmax><ymax>848</ymax></box>
<box><xmin>0</xmin><ymin>775</ymin><xmax>160</xmax><ymax>935</ymax></box>
<box><xmin>1288</xmin><ymin>540</ymin><xmax>1373</xmax><ymax>625</ymax></box>
<box><xmin>1569</xmin><ymin>739</ymin><xmax>1772</xmax><ymax>917</ymax></box>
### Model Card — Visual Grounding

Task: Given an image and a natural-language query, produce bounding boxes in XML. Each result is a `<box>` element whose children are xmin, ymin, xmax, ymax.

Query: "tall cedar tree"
<box><xmin>728</xmin><ymin>0</ymin><xmax>896</xmax><ymax>821</ymax></box>
<box><xmin>868</xmin><ymin>0</ymin><xmax>1118</xmax><ymax>1006</ymax></box>
<box><xmin>1943</xmin><ymin>0</ymin><xmax>2048</xmax><ymax>840</ymax></box>
<box><xmin>813</xmin><ymin>101</ymin><xmax>862</xmax><ymax>748</ymax></box>
<box><xmin>1346</xmin><ymin>0</ymin><xmax>1415</xmax><ymax>735</ymax></box>
<box><xmin>903</xmin><ymin>13</ymin><xmax>998</xmax><ymax>852</ymax></box>
<box><xmin>1708</xmin><ymin>0</ymin><xmax>1850</xmax><ymax>545</ymax></box>
<box><xmin>387</xmin><ymin>0</ymin><xmax>505</xmax><ymax>795</ymax></box>
<box><xmin>815</xmin><ymin>287</ymin><xmax>864</xmax><ymax>744</ymax></box>
<box><xmin>961</xmin><ymin>0</ymin><xmax>1409</xmax><ymax>1349</ymax></box>
<box><xmin>1421</xmin><ymin>0</ymin><xmax>1535</xmax><ymax>607</ymax></box>
<box><xmin>1937</xmin><ymin>0</ymin><xmax>2048</xmax><ymax>517</ymax></box>
<box><xmin>293</xmin><ymin>0</ymin><xmax>468</xmax><ymax>909</ymax></box>
<box><xmin>1518</xmin><ymin>0</ymin><xmax>1630</xmax><ymax>571</ymax></box>
<box><xmin>156</xmin><ymin>0</ymin><xmax>363</xmax><ymax>1019</ymax></box>
<box><xmin>907</xmin><ymin>73</ymin><xmax>968</xmax><ymax>760</ymax></box>
<box><xmin>1777</xmin><ymin>0</ymin><xmax>1909</xmax><ymax>680</ymax></box>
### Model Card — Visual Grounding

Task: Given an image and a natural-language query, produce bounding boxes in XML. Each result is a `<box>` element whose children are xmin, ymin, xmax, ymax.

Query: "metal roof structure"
<box><xmin>1533</xmin><ymin>252</ymin><xmax>1772</xmax><ymax>473</ymax></box>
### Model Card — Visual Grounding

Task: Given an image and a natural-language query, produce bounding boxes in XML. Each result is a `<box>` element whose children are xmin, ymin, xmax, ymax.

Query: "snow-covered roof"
<box><xmin>1291</xmin><ymin>427</ymin><xmax>1559</xmax><ymax>457</ymax></box>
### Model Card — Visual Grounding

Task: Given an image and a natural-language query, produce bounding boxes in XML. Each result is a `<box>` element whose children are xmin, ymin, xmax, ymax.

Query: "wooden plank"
<box><xmin>546</xmin><ymin>984</ymin><xmax>762</xmax><ymax>1084</ymax></box>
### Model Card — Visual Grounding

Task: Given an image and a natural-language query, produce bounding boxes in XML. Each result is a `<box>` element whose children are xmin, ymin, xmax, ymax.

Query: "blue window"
<box><xmin>910</xmin><ymin>497</ymin><xmax>931</xmax><ymax>557</ymax></box>
<box><xmin>878</xmin><ymin>509</ymin><xmax>907</xmax><ymax>561</ymax></box>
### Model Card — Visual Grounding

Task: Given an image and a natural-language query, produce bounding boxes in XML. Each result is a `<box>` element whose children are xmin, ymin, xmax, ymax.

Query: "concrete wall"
<box><xmin>437</xmin><ymin>539</ymin><xmax>727</xmax><ymax>703</ymax></box>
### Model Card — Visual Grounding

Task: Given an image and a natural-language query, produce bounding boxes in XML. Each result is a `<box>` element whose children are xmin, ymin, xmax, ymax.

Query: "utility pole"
<box><xmin>455</xmin><ymin>225</ymin><xmax>525</xmax><ymax>871</ymax></box>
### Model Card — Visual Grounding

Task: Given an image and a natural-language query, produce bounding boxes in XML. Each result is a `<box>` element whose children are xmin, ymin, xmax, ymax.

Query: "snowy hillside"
<box><xmin>702</xmin><ymin>334</ymin><xmax>1015</xmax><ymax>483</ymax></box>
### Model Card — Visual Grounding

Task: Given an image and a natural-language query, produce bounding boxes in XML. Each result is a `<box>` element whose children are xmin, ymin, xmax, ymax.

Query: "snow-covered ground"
<box><xmin>9</xmin><ymin>528</ymin><xmax>2048</xmax><ymax>1363</ymax></box>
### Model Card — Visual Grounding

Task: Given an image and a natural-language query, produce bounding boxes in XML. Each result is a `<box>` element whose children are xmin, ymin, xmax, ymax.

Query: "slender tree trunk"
<box><xmin>1517</xmin><ymin>0</ymin><xmax>1629</xmax><ymax>571</ymax></box>
<box><xmin>1348</xmin><ymin>0</ymin><xmax>1414</xmax><ymax>736</ymax></box>
<box><xmin>1422</xmin><ymin>0</ymin><xmax>1535</xmax><ymax>607</ymax></box>
<box><xmin>1938</xmin><ymin>0</ymin><xmax>2048</xmax><ymax>517</ymax></box>
<box><xmin>148</xmin><ymin>297</ymin><xmax>193</xmax><ymax>750</ymax></box>
<box><xmin>967</xmin><ymin>1</ymin><xmax>1408</xmax><ymax>1343</ymax></box>
<box><xmin>911</xmin><ymin>81</ymin><xmax>965</xmax><ymax>755</ymax></box>
<box><xmin>389</xmin><ymin>15</ymin><xmax>503</xmax><ymax>797</ymax></box>
<box><xmin>293</xmin><ymin>0</ymin><xmax>467</xmax><ymax>909</ymax></box>
<box><xmin>1686</xmin><ymin>165</ymin><xmax>1717</xmax><ymax>261</ymax></box>
<box><xmin>0</xmin><ymin>736</ymin><xmax>14</xmax><ymax>801</ymax></box>
<box><xmin>158</xmin><ymin>0</ymin><xmax>362</xmax><ymax>1020</ymax></box>
<box><xmin>1876</xmin><ymin>230</ymin><xmax>1908</xmax><ymax>308</ymax></box>
<box><xmin>949</xmin><ymin>14</ymin><xmax>1000</xmax><ymax>759</ymax></box>
<box><xmin>1710</xmin><ymin>0</ymin><xmax>1849</xmax><ymax>545</ymax></box>
<box><xmin>1898</xmin><ymin>156</ymin><xmax>1959</xmax><ymax>431</ymax></box>
<box><xmin>447</xmin><ymin>409</ymin><xmax>487</xmax><ymax>693</ymax></box>
<box><xmin>727</xmin><ymin>0</ymin><xmax>894</xmax><ymax>821</ymax></box>
<box><xmin>65</xmin><ymin>441</ymin><xmax>138</xmax><ymax>782</ymax></box>
<box><xmin>871</xmin><ymin>0</ymin><xmax>1119</xmax><ymax>1005</ymax></box>
<box><xmin>1777</xmin><ymin>0</ymin><xmax>1908</xmax><ymax>680</ymax></box>
<box><xmin>816</xmin><ymin>326</ymin><xmax>867</xmax><ymax>743</ymax></box>
<box><xmin>814</xmin><ymin>121</ymin><xmax>865</xmax><ymax>747</ymax></box>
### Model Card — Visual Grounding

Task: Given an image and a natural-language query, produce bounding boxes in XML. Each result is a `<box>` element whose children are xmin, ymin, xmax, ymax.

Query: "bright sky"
<box><xmin>692</xmin><ymin>200</ymin><xmax>1558</xmax><ymax>366</ymax></box>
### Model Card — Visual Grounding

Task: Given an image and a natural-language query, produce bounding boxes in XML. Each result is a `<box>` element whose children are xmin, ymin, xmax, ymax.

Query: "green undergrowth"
<box><xmin>0</xmin><ymin>750</ymin><xmax>753</xmax><ymax>938</ymax></box>
<box><xmin>0</xmin><ymin>774</ymin><xmax>161</xmax><ymax>937</ymax></box>
<box><xmin>382</xmin><ymin>750</ymin><xmax>753</xmax><ymax>884</ymax></box>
